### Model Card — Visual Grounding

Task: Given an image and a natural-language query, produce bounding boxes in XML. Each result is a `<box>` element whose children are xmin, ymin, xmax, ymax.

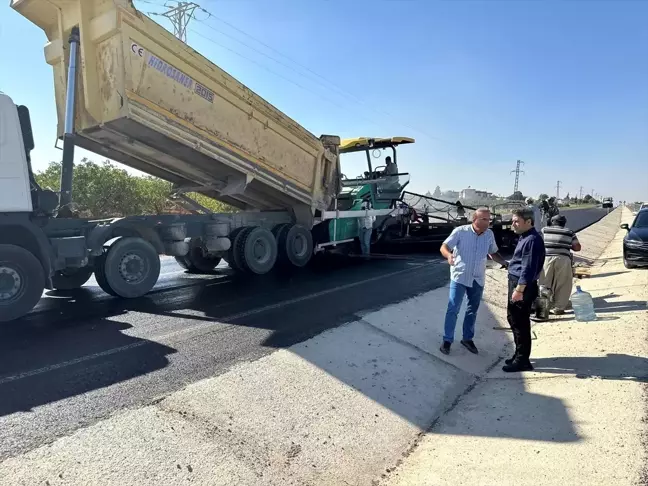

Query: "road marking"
<box><xmin>0</xmin><ymin>262</ymin><xmax>441</xmax><ymax>385</ymax></box>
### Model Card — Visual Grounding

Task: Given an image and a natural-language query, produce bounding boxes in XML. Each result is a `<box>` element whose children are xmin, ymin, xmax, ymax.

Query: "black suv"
<box><xmin>621</xmin><ymin>209</ymin><xmax>648</xmax><ymax>268</ymax></box>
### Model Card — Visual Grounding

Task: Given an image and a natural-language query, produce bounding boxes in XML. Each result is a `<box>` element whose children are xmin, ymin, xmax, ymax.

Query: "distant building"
<box><xmin>442</xmin><ymin>190</ymin><xmax>460</xmax><ymax>200</ymax></box>
<box><xmin>460</xmin><ymin>188</ymin><xmax>477</xmax><ymax>201</ymax></box>
<box><xmin>460</xmin><ymin>187</ymin><xmax>492</xmax><ymax>201</ymax></box>
<box><xmin>475</xmin><ymin>190</ymin><xmax>493</xmax><ymax>199</ymax></box>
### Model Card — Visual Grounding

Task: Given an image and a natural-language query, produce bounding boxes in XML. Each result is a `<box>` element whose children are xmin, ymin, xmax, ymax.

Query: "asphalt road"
<box><xmin>0</xmin><ymin>207</ymin><xmax>609</xmax><ymax>461</ymax></box>
<box><xmin>560</xmin><ymin>206</ymin><xmax>612</xmax><ymax>232</ymax></box>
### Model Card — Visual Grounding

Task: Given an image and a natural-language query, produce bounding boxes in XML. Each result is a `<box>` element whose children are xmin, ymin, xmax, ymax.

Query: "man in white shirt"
<box><xmin>439</xmin><ymin>208</ymin><xmax>509</xmax><ymax>355</ymax></box>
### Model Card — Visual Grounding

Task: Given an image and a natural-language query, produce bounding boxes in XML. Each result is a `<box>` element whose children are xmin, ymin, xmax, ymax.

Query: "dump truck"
<box><xmin>1</xmin><ymin>0</ymin><xmax>407</xmax><ymax>322</ymax></box>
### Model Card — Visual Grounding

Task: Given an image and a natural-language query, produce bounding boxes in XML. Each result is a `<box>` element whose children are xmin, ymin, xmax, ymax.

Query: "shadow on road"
<box><xmin>0</xmin><ymin>254</ymin><xmax>443</xmax><ymax>423</ymax></box>
<box><xmin>589</xmin><ymin>270</ymin><xmax>630</xmax><ymax>278</ymax></box>
<box><xmin>0</xmin><ymin>317</ymin><xmax>176</xmax><ymax>417</ymax></box>
<box><xmin>432</xmin><ymin>378</ymin><xmax>581</xmax><ymax>443</ymax></box>
<box><xmin>593</xmin><ymin>293</ymin><xmax>647</xmax><ymax>314</ymax></box>
<box><xmin>531</xmin><ymin>354</ymin><xmax>648</xmax><ymax>382</ymax></box>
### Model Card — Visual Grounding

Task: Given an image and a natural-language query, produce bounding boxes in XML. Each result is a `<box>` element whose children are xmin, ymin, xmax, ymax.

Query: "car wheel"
<box><xmin>623</xmin><ymin>255</ymin><xmax>636</xmax><ymax>269</ymax></box>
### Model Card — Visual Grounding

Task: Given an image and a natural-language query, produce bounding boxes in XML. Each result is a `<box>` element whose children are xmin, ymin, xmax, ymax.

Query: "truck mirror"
<box><xmin>17</xmin><ymin>105</ymin><xmax>35</xmax><ymax>153</ymax></box>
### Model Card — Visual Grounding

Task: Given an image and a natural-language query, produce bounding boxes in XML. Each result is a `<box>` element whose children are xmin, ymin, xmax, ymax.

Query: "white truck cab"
<box><xmin>0</xmin><ymin>92</ymin><xmax>33</xmax><ymax>213</ymax></box>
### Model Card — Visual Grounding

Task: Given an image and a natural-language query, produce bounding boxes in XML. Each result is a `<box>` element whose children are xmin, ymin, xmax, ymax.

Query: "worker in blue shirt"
<box><xmin>504</xmin><ymin>206</ymin><xmax>546</xmax><ymax>372</ymax></box>
<box><xmin>439</xmin><ymin>208</ymin><xmax>509</xmax><ymax>355</ymax></box>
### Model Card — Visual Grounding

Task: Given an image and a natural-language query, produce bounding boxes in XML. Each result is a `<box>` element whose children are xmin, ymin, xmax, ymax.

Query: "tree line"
<box><xmin>35</xmin><ymin>158</ymin><xmax>233</xmax><ymax>218</ymax></box>
<box><xmin>509</xmin><ymin>191</ymin><xmax>601</xmax><ymax>205</ymax></box>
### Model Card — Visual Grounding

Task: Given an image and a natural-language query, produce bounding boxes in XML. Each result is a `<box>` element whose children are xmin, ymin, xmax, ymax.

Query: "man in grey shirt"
<box><xmin>541</xmin><ymin>215</ymin><xmax>581</xmax><ymax>314</ymax></box>
<box><xmin>439</xmin><ymin>208</ymin><xmax>508</xmax><ymax>355</ymax></box>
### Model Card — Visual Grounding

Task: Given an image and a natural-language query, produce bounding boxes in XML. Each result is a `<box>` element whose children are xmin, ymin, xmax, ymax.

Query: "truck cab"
<box><xmin>0</xmin><ymin>93</ymin><xmax>61</xmax><ymax>320</ymax></box>
<box><xmin>0</xmin><ymin>92</ymin><xmax>36</xmax><ymax>214</ymax></box>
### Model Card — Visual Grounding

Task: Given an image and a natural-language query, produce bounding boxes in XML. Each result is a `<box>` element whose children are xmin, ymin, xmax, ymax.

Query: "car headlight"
<box><xmin>625</xmin><ymin>239</ymin><xmax>644</xmax><ymax>248</ymax></box>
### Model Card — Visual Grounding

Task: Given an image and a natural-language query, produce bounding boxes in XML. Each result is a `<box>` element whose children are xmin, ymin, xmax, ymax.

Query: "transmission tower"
<box><xmin>556</xmin><ymin>180</ymin><xmax>562</xmax><ymax>199</ymax></box>
<box><xmin>510</xmin><ymin>160</ymin><xmax>525</xmax><ymax>194</ymax></box>
<box><xmin>160</xmin><ymin>2</ymin><xmax>200</xmax><ymax>42</ymax></box>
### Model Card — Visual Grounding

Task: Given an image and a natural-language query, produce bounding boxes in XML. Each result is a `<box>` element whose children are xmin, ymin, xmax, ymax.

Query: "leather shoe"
<box><xmin>502</xmin><ymin>360</ymin><xmax>534</xmax><ymax>372</ymax></box>
<box><xmin>461</xmin><ymin>340</ymin><xmax>478</xmax><ymax>354</ymax></box>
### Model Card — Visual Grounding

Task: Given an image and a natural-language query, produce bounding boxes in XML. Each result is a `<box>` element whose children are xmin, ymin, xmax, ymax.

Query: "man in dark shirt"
<box><xmin>504</xmin><ymin>207</ymin><xmax>546</xmax><ymax>372</ymax></box>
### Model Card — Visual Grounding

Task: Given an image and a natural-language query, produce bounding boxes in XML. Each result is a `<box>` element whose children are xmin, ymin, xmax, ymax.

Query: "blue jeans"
<box><xmin>443</xmin><ymin>280</ymin><xmax>484</xmax><ymax>343</ymax></box>
<box><xmin>359</xmin><ymin>227</ymin><xmax>372</xmax><ymax>255</ymax></box>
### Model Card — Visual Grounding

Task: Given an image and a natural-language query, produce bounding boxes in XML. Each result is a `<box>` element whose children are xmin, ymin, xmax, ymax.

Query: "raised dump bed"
<box><xmin>11</xmin><ymin>0</ymin><xmax>340</xmax><ymax>216</ymax></box>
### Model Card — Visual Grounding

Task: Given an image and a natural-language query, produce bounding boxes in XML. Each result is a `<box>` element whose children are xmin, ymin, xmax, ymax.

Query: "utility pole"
<box><xmin>160</xmin><ymin>2</ymin><xmax>200</xmax><ymax>42</ymax></box>
<box><xmin>579</xmin><ymin>186</ymin><xmax>583</xmax><ymax>201</ymax></box>
<box><xmin>510</xmin><ymin>160</ymin><xmax>525</xmax><ymax>195</ymax></box>
<box><xmin>556</xmin><ymin>180</ymin><xmax>562</xmax><ymax>200</ymax></box>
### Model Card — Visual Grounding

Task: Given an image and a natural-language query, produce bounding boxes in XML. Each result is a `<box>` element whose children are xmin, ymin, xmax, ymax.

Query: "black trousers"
<box><xmin>507</xmin><ymin>276</ymin><xmax>538</xmax><ymax>362</ymax></box>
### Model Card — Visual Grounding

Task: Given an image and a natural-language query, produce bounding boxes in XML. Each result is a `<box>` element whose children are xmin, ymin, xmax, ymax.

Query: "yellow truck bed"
<box><xmin>11</xmin><ymin>0</ymin><xmax>340</xmax><ymax>214</ymax></box>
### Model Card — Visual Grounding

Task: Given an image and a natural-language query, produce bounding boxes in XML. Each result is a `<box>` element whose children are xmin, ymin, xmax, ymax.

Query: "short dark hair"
<box><xmin>385</xmin><ymin>156</ymin><xmax>392</xmax><ymax>163</ymax></box>
<box><xmin>512</xmin><ymin>207</ymin><xmax>534</xmax><ymax>223</ymax></box>
<box><xmin>551</xmin><ymin>215</ymin><xmax>567</xmax><ymax>227</ymax></box>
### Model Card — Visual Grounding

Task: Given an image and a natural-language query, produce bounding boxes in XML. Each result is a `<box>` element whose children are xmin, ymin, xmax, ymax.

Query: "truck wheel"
<box><xmin>0</xmin><ymin>244</ymin><xmax>45</xmax><ymax>322</ymax></box>
<box><xmin>49</xmin><ymin>267</ymin><xmax>94</xmax><ymax>290</ymax></box>
<box><xmin>177</xmin><ymin>238</ymin><xmax>221</xmax><ymax>273</ymax></box>
<box><xmin>226</xmin><ymin>227</ymin><xmax>251</xmax><ymax>272</ymax></box>
<box><xmin>95</xmin><ymin>237</ymin><xmax>160</xmax><ymax>298</ymax></box>
<box><xmin>174</xmin><ymin>255</ymin><xmax>190</xmax><ymax>270</ymax></box>
<box><xmin>276</xmin><ymin>224</ymin><xmax>313</xmax><ymax>268</ymax></box>
<box><xmin>237</xmin><ymin>226</ymin><xmax>277</xmax><ymax>274</ymax></box>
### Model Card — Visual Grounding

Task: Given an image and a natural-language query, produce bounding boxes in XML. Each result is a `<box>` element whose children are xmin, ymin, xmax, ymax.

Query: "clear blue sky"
<box><xmin>1</xmin><ymin>0</ymin><xmax>646</xmax><ymax>202</ymax></box>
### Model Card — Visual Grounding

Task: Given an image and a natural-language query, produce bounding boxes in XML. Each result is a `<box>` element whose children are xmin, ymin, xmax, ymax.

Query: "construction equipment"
<box><xmin>1</xmin><ymin>0</ymin><xmax>406</xmax><ymax>321</ymax></box>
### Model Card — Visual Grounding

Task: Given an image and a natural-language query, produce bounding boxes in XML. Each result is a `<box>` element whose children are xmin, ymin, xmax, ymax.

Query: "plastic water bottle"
<box><xmin>571</xmin><ymin>286</ymin><xmax>597</xmax><ymax>322</ymax></box>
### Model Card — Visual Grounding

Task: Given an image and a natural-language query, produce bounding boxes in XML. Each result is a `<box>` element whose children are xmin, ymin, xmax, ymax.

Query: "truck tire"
<box><xmin>174</xmin><ymin>255</ymin><xmax>190</xmax><ymax>270</ymax></box>
<box><xmin>276</xmin><ymin>224</ymin><xmax>313</xmax><ymax>268</ymax></box>
<box><xmin>49</xmin><ymin>267</ymin><xmax>94</xmax><ymax>290</ymax></box>
<box><xmin>176</xmin><ymin>238</ymin><xmax>221</xmax><ymax>274</ymax></box>
<box><xmin>235</xmin><ymin>226</ymin><xmax>277</xmax><ymax>275</ymax></box>
<box><xmin>94</xmin><ymin>253</ymin><xmax>117</xmax><ymax>297</ymax></box>
<box><xmin>272</xmin><ymin>223</ymin><xmax>290</xmax><ymax>265</ymax></box>
<box><xmin>226</xmin><ymin>227</ymin><xmax>251</xmax><ymax>272</ymax></box>
<box><xmin>0</xmin><ymin>244</ymin><xmax>45</xmax><ymax>322</ymax></box>
<box><xmin>95</xmin><ymin>237</ymin><xmax>160</xmax><ymax>299</ymax></box>
<box><xmin>237</xmin><ymin>226</ymin><xmax>278</xmax><ymax>274</ymax></box>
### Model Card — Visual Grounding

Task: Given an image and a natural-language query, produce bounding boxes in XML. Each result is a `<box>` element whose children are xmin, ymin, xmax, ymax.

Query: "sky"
<box><xmin>1</xmin><ymin>0</ymin><xmax>647</xmax><ymax>203</ymax></box>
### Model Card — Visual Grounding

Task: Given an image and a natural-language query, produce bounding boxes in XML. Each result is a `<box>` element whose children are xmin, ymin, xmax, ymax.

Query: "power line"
<box><xmin>191</xmin><ymin>5</ymin><xmax>441</xmax><ymax>141</ymax></box>
<box><xmin>141</xmin><ymin>1</ymin><xmax>441</xmax><ymax>142</ymax></box>
<box><xmin>160</xmin><ymin>2</ymin><xmax>200</xmax><ymax>43</ymax></box>
<box><xmin>510</xmin><ymin>160</ymin><xmax>525</xmax><ymax>194</ymax></box>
